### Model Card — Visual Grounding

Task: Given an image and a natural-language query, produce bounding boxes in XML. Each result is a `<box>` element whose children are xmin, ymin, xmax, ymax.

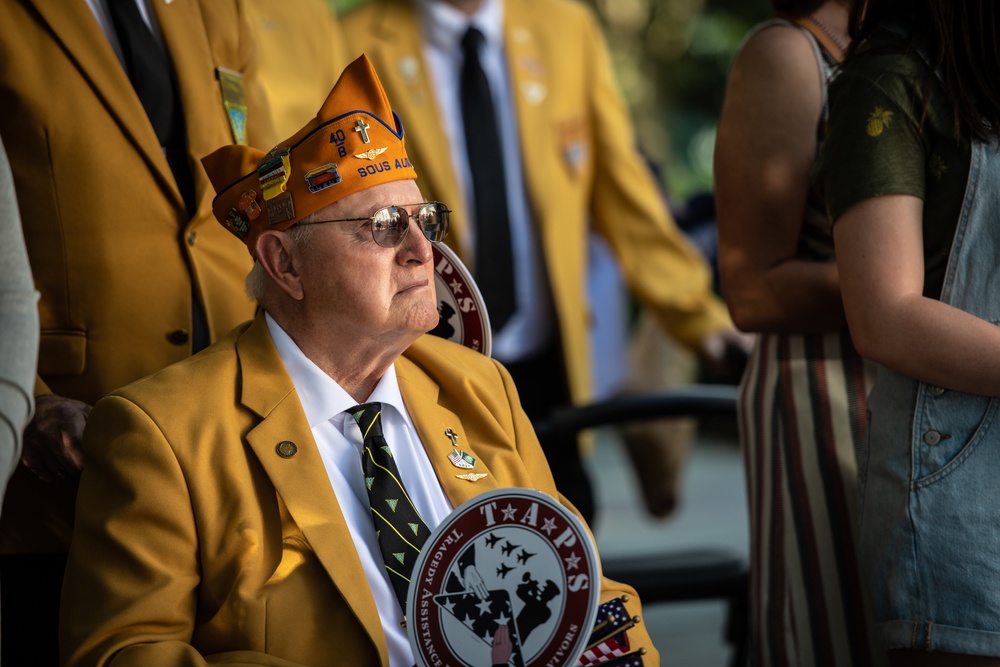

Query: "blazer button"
<box><xmin>186</xmin><ymin>230</ymin><xmax>198</xmax><ymax>246</ymax></box>
<box><xmin>166</xmin><ymin>329</ymin><xmax>189</xmax><ymax>345</ymax></box>
<box><xmin>276</xmin><ymin>441</ymin><xmax>298</xmax><ymax>458</ymax></box>
<box><xmin>923</xmin><ymin>430</ymin><xmax>942</xmax><ymax>446</ymax></box>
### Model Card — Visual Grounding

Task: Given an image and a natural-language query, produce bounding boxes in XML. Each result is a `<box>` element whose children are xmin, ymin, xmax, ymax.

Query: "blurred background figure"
<box><xmin>715</xmin><ymin>0</ymin><xmax>884</xmax><ymax>665</ymax></box>
<box><xmin>0</xmin><ymin>135</ymin><xmax>37</xmax><ymax>513</ymax></box>
<box><xmin>0</xmin><ymin>1</ymin><xmax>276</xmax><ymax>662</ymax></box>
<box><xmin>820</xmin><ymin>1</ymin><xmax>1000</xmax><ymax>665</ymax></box>
<box><xmin>245</xmin><ymin>0</ymin><xmax>350</xmax><ymax>137</ymax></box>
<box><xmin>617</xmin><ymin>185</ymin><xmax>732</xmax><ymax>521</ymax></box>
<box><xmin>342</xmin><ymin>0</ymin><xmax>747</xmax><ymax>526</ymax></box>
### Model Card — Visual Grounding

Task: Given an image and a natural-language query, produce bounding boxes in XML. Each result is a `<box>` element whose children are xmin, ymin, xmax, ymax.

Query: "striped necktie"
<box><xmin>349</xmin><ymin>402</ymin><xmax>430</xmax><ymax>612</ymax></box>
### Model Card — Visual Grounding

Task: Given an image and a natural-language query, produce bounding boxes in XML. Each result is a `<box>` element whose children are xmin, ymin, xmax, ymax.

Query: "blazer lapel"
<box><xmin>237</xmin><ymin>316</ymin><xmax>387</xmax><ymax>666</ymax></box>
<box><xmin>358</xmin><ymin>0</ymin><xmax>470</xmax><ymax>257</ymax></box>
<box><xmin>153</xmin><ymin>0</ymin><xmax>225</xmax><ymax>218</ymax></box>
<box><xmin>396</xmin><ymin>356</ymin><xmax>500</xmax><ymax>510</ymax></box>
<box><xmin>26</xmin><ymin>0</ymin><xmax>183</xmax><ymax>211</ymax></box>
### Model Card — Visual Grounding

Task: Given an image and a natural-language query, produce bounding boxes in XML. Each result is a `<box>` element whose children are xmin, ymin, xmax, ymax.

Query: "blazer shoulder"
<box><xmin>403</xmin><ymin>335</ymin><xmax>506</xmax><ymax>385</ymax></box>
<box><xmin>107</xmin><ymin>322</ymin><xmax>248</xmax><ymax>406</ymax></box>
<box><xmin>510</xmin><ymin>0</ymin><xmax>596</xmax><ymax>30</ymax></box>
<box><xmin>340</xmin><ymin>0</ymin><xmax>410</xmax><ymax>33</ymax></box>
<box><xmin>406</xmin><ymin>333</ymin><xmax>499</xmax><ymax>368</ymax></box>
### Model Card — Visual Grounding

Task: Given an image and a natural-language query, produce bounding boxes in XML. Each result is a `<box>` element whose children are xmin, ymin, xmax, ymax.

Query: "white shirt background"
<box><xmin>416</xmin><ymin>0</ymin><xmax>556</xmax><ymax>362</ymax></box>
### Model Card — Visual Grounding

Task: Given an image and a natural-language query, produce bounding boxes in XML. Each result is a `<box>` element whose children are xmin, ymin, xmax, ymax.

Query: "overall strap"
<box><xmin>791</xmin><ymin>16</ymin><xmax>846</xmax><ymax>64</ymax></box>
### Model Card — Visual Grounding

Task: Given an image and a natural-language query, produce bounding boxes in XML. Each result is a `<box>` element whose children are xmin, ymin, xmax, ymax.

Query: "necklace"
<box><xmin>807</xmin><ymin>13</ymin><xmax>848</xmax><ymax>54</ymax></box>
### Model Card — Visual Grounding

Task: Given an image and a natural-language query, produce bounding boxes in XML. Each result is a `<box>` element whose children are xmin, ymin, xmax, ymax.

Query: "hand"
<box><xmin>22</xmin><ymin>394</ymin><xmax>90</xmax><ymax>483</ymax></box>
<box><xmin>462</xmin><ymin>564</ymin><xmax>489</xmax><ymax>600</ymax></box>
<box><xmin>491</xmin><ymin>624</ymin><xmax>512</xmax><ymax>666</ymax></box>
<box><xmin>697</xmin><ymin>327</ymin><xmax>754</xmax><ymax>383</ymax></box>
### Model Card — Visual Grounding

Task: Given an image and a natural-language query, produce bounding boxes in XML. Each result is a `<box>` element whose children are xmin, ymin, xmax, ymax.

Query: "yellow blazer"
<box><xmin>61</xmin><ymin>314</ymin><xmax>659</xmax><ymax>666</ymax></box>
<box><xmin>342</xmin><ymin>0</ymin><xmax>732</xmax><ymax>404</ymax></box>
<box><xmin>244</xmin><ymin>0</ymin><xmax>350</xmax><ymax>138</ymax></box>
<box><xmin>0</xmin><ymin>0</ymin><xmax>277</xmax><ymax>552</ymax></box>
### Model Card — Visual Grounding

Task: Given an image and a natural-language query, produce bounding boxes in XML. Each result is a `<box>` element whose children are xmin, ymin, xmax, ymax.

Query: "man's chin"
<box><xmin>394</xmin><ymin>302</ymin><xmax>440</xmax><ymax>338</ymax></box>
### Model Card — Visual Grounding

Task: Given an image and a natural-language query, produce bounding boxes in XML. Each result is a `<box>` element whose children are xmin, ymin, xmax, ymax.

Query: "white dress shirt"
<box><xmin>416</xmin><ymin>0</ymin><xmax>555</xmax><ymax>362</ymax></box>
<box><xmin>266</xmin><ymin>314</ymin><xmax>454</xmax><ymax>667</ymax></box>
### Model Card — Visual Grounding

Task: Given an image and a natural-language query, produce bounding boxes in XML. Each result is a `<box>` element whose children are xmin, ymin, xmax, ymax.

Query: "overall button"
<box><xmin>167</xmin><ymin>329</ymin><xmax>190</xmax><ymax>346</ymax></box>
<box><xmin>927</xmin><ymin>385</ymin><xmax>946</xmax><ymax>397</ymax></box>
<box><xmin>923</xmin><ymin>430</ymin><xmax>942</xmax><ymax>446</ymax></box>
<box><xmin>186</xmin><ymin>230</ymin><xmax>198</xmax><ymax>246</ymax></box>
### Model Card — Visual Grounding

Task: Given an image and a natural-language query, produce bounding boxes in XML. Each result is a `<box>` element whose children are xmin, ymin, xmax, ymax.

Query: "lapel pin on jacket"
<box><xmin>444</xmin><ymin>428</ymin><xmax>476</xmax><ymax>468</ymax></box>
<box><xmin>398</xmin><ymin>56</ymin><xmax>420</xmax><ymax>85</ymax></box>
<box><xmin>448</xmin><ymin>449</ymin><xmax>475</xmax><ymax>469</ymax></box>
<box><xmin>456</xmin><ymin>472</ymin><xmax>488</xmax><ymax>482</ymax></box>
<box><xmin>215</xmin><ymin>67</ymin><xmax>248</xmax><ymax>145</ymax></box>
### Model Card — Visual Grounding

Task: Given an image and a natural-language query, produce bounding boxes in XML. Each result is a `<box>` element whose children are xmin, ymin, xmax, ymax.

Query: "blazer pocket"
<box><xmin>38</xmin><ymin>329</ymin><xmax>86</xmax><ymax>377</ymax></box>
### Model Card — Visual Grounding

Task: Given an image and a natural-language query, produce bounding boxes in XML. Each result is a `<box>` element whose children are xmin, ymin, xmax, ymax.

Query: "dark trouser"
<box><xmin>1</xmin><ymin>552</ymin><xmax>65</xmax><ymax>666</ymax></box>
<box><xmin>502</xmin><ymin>344</ymin><xmax>596</xmax><ymax>526</ymax></box>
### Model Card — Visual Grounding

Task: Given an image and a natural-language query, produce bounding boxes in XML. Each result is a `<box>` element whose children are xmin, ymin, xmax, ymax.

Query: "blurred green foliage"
<box><xmin>583</xmin><ymin>0</ymin><xmax>771</xmax><ymax>201</ymax></box>
<box><xmin>332</xmin><ymin>0</ymin><xmax>773</xmax><ymax>201</ymax></box>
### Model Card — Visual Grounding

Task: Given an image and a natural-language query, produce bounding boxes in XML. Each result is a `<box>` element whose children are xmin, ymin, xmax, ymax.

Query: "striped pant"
<box><xmin>739</xmin><ymin>331</ymin><xmax>884</xmax><ymax>667</ymax></box>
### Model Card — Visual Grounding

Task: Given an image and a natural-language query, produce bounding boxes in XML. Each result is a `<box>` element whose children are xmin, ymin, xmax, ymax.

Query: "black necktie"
<box><xmin>106</xmin><ymin>0</ymin><xmax>195</xmax><ymax>216</ymax></box>
<box><xmin>106</xmin><ymin>0</ymin><xmax>207</xmax><ymax>351</ymax></box>
<box><xmin>350</xmin><ymin>403</ymin><xmax>430</xmax><ymax>612</ymax></box>
<box><xmin>460</xmin><ymin>27</ymin><xmax>515</xmax><ymax>331</ymax></box>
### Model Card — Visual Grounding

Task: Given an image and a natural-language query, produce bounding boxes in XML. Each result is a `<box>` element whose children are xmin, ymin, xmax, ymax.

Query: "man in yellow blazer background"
<box><xmin>61</xmin><ymin>55</ymin><xmax>659</xmax><ymax>667</ymax></box>
<box><xmin>244</xmin><ymin>0</ymin><xmax>351</xmax><ymax>138</ymax></box>
<box><xmin>0</xmin><ymin>0</ymin><xmax>277</xmax><ymax>661</ymax></box>
<box><xmin>341</xmin><ymin>0</ymin><xmax>746</xmax><ymax>523</ymax></box>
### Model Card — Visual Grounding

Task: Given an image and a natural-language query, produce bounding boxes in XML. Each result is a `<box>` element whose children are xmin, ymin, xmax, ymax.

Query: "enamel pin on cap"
<box><xmin>407</xmin><ymin>488</ymin><xmax>600</xmax><ymax>667</ymax></box>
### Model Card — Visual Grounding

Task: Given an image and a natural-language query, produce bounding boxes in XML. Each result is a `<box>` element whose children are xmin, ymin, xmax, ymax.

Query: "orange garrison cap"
<box><xmin>201</xmin><ymin>54</ymin><xmax>417</xmax><ymax>258</ymax></box>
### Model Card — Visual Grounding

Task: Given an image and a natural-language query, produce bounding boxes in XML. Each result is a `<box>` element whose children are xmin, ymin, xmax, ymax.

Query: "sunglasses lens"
<box><xmin>418</xmin><ymin>203</ymin><xmax>449</xmax><ymax>243</ymax></box>
<box><xmin>371</xmin><ymin>207</ymin><xmax>408</xmax><ymax>247</ymax></box>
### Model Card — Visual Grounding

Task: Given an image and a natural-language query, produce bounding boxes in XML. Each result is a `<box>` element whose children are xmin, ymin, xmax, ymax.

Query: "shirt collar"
<box><xmin>264</xmin><ymin>312</ymin><xmax>406</xmax><ymax>428</ymax></box>
<box><xmin>416</xmin><ymin>0</ymin><xmax>504</xmax><ymax>53</ymax></box>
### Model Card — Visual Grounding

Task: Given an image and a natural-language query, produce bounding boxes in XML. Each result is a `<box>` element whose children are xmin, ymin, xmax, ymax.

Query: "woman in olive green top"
<box><xmin>817</xmin><ymin>1</ymin><xmax>1000</xmax><ymax>664</ymax></box>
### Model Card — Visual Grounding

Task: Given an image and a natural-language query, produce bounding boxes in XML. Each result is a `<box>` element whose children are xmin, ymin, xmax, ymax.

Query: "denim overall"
<box><xmin>861</xmin><ymin>133</ymin><xmax>1000</xmax><ymax>655</ymax></box>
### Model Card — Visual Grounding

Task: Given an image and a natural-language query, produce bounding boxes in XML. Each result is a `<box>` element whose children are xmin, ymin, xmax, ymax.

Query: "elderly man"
<box><xmin>60</xmin><ymin>55</ymin><xmax>658</xmax><ymax>667</ymax></box>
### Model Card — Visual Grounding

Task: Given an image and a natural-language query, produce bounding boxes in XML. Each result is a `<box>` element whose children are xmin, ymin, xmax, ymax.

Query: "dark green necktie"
<box><xmin>350</xmin><ymin>402</ymin><xmax>430</xmax><ymax>612</ymax></box>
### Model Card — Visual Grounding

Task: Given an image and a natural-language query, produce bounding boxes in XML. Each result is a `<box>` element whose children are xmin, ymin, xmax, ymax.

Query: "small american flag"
<box><xmin>575</xmin><ymin>632</ymin><xmax>628</xmax><ymax>666</ymax></box>
<box><xmin>573</xmin><ymin>597</ymin><xmax>640</xmax><ymax>667</ymax></box>
<box><xmin>448</xmin><ymin>449</ymin><xmax>474</xmax><ymax>469</ymax></box>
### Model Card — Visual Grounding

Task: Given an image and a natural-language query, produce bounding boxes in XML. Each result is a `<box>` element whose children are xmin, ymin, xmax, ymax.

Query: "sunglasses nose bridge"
<box><xmin>405</xmin><ymin>208</ymin><xmax>436</xmax><ymax>242</ymax></box>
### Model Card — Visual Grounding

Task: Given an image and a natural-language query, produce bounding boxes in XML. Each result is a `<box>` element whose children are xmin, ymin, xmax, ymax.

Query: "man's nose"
<box><xmin>398</xmin><ymin>217</ymin><xmax>433</xmax><ymax>263</ymax></box>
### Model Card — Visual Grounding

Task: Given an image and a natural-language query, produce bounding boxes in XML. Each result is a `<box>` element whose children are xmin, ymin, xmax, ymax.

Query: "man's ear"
<box><xmin>255</xmin><ymin>230</ymin><xmax>304</xmax><ymax>301</ymax></box>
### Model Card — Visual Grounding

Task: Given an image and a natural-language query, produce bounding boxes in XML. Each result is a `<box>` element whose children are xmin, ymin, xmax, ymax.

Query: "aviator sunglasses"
<box><xmin>298</xmin><ymin>201</ymin><xmax>451</xmax><ymax>248</ymax></box>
